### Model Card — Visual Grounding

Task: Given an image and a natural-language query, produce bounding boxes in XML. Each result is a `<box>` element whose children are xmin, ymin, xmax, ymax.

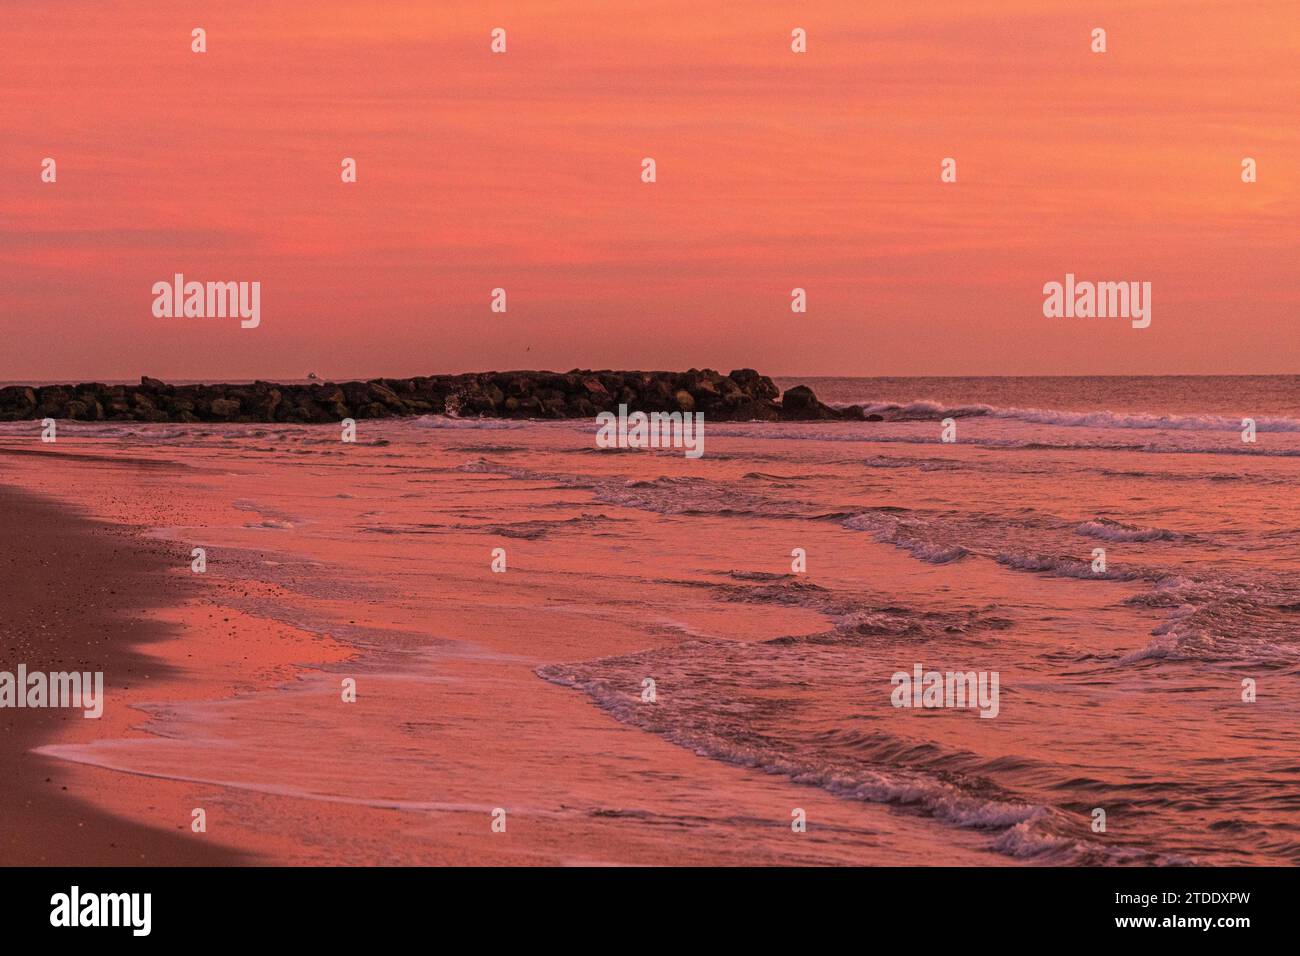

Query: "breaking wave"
<box><xmin>835</xmin><ymin>399</ymin><xmax>1300</xmax><ymax>433</ymax></box>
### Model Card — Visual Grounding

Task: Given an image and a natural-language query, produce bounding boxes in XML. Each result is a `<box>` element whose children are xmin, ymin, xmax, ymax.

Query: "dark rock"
<box><xmin>728</xmin><ymin>400</ymin><xmax>781</xmax><ymax>422</ymax></box>
<box><xmin>367</xmin><ymin>381</ymin><xmax>405</xmax><ymax>410</ymax></box>
<box><xmin>0</xmin><ymin>386</ymin><xmax>38</xmax><ymax>420</ymax></box>
<box><xmin>778</xmin><ymin>384</ymin><xmax>841</xmax><ymax>420</ymax></box>
<box><xmin>0</xmin><ymin>372</ymin><xmax>875</xmax><ymax>424</ymax></box>
<box><xmin>209</xmin><ymin>398</ymin><xmax>241</xmax><ymax>419</ymax></box>
<box><xmin>728</xmin><ymin>369</ymin><xmax>780</xmax><ymax>401</ymax></box>
<box><xmin>581</xmin><ymin>377</ymin><xmax>611</xmax><ymax>400</ymax></box>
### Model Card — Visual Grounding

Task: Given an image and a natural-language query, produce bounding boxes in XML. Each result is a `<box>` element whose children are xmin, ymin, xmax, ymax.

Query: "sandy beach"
<box><xmin>0</xmin><ymin>478</ymin><xmax>242</xmax><ymax>865</ymax></box>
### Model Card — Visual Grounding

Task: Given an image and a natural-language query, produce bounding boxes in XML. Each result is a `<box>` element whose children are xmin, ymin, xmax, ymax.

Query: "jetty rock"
<box><xmin>0</xmin><ymin>370</ymin><xmax>861</xmax><ymax>424</ymax></box>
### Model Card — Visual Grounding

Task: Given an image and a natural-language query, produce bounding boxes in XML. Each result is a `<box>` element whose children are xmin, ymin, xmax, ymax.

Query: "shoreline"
<box><xmin>0</xmin><ymin>437</ymin><xmax>1007</xmax><ymax>866</ymax></box>
<box><xmin>0</xmin><ymin>482</ymin><xmax>244</xmax><ymax>865</ymax></box>
<box><xmin>6</xmin><ymin>390</ymin><xmax>1293</xmax><ymax>865</ymax></box>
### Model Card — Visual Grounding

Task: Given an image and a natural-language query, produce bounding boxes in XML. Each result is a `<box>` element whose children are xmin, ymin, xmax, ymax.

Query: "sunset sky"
<box><xmin>1</xmin><ymin>0</ymin><xmax>1296</xmax><ymax>381</ymax></box>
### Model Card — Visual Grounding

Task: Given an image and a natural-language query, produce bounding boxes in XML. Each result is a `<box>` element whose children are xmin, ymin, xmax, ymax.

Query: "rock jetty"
<box><xmin>0</xmin><ymin>369</ymin><xmax>867</xmax><ymax>424</ymax></box>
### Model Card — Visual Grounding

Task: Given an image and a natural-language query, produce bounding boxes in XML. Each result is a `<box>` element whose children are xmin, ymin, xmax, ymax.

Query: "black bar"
<box><xmin>0</xmin><ymin>866</ymin><xmax>1278</xmax><ymax>943</ymax></box>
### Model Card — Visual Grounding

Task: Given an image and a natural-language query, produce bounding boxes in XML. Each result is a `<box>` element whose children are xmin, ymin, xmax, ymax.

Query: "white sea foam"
<box><xmin>1075</xmin><ymin>519</ymin><xmax>1185</xmax><ymax>543</ymax></box>
<box><xmin>832</xmin><ymin>398</ymin><xmax>1300</xmax><ymax>433</ymax></box>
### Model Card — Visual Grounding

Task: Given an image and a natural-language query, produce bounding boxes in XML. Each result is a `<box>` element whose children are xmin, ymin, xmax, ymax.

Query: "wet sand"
<box><xmin>0</xmin><ymin>480</ymin><xmax>243</xmax><ymax>864</ymax></box>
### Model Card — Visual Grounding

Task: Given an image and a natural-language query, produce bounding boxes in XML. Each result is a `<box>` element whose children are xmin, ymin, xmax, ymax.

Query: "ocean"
<box><xmin>2</xmin><ymin>375</ymin><xmax>1297</xmax><ymax>864</ymax></box>
<box><xmin>778</xmin><ymin>374</ymin><xmax>1300</xmax><ymax>417</ymax></box>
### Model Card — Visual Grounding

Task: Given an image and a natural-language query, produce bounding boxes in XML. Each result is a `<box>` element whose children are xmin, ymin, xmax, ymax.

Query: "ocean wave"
<box><xmin>695</xmin><ymin>425</ymin><xmax>1300</xmax><ymax>458</ymax></box>
<box><xmin>537</xmin><ymin>613</ymin><xmax>1165</xmax><ymax>864</ymax></box>
<box><xmin>834</xmin><ymin>399</ymin><xmax>1300</xmax><ymax>433</ymax></box>
<box><xmin>456</xmin><ymin>455</ymin><xmax>1297</xmax><ymax>667</ymax></box>
<box><xmin>842</xmin><ymin>511</ymin><xmax>973</xmax><ymax>564</ymax></box>
<box><xmin>360</xmin><ymin>512</ymin><xmax>624</xmax><ymax>540</ymax></box>
<box><xmin>834</xmin><ymin>506</ymin><xmax>1298</xmax><ymax>665</ymax></box>
<box><xmin>1074</xmin><ymin>518</ymin><xmax>1186</xmax><ymax>543</ymax></box>
<box><xmin>410</xmin><ymin>415</ymin><xmax>561</xmax><ymax>431</ymax></box>
<box><xmin>992</xmin><ymin>551</ymin><xmax>1144</xmax><ymax>581</ymax></box>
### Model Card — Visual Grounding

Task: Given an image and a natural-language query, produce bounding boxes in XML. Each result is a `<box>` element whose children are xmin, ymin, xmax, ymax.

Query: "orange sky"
<box><xmin>1</xmin><ymin>0</ymin><xmax>1296</xmax><ymax>380</ymax></box>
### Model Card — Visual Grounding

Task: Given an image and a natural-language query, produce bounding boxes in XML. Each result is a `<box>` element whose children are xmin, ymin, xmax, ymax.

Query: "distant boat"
<box><xmin>307</xmin><ymin>372</ymin><xmax>318</xmax><ymax>380</ymax></box>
